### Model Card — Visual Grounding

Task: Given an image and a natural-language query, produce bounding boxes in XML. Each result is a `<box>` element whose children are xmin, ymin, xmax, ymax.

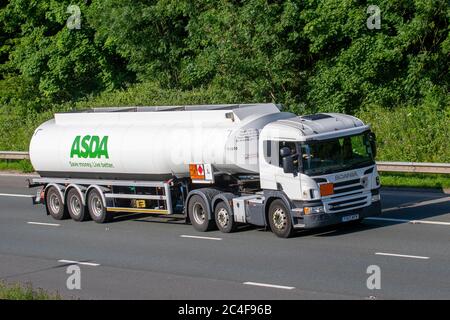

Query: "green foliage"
<box><xmin>0</xmin><ymin>281</ymin><xmax>61</xmax><ymax>300</ymax></box>
<box><xmin>380</xmin><ymin>173</ymin><xmax>450</xmax><ymax>189</ymax></box>
<box><xmin>0</xmin><ymin>102</ymin><xmax>67</xmax><ymax>151</ymax></box>
<box><xmin>181</xmin><ymin>0</ymin><xmax>307</xmax><ymax>111</ymax></box>
<box><xmin>0</xmin><ymin>160</ymin><xmax>34</xmax><ymax>172</ymax></box>
<box><xmin>72</xmin><ymin>81</ymin><xmax>240</xmax><ymax>109</ymax></box>
<box><xmin>0</xmin><ymin>0</ymin><xmax>448</xmax><ymax>165</ymax></box>
<box><xmin>358</xmin><ymin>103</ymin><xmax>450</xmax><ymax>162</ymax></box>
<box><xmin>88</xmin><ymin>0</ymin><xmax>192</xmax><ymax>87</ymax></box>
<box><xmin>304</xmin><ymin>0</ymin><xmax>449</xmax><ymax>113</ymax></box>
<box><xmin>0</xmin><ymin>0</ymin><xmax>132</xmax><ymax>103</ymax></box>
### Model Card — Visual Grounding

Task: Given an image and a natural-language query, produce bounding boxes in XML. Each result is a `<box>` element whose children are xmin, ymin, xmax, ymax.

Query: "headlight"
<box><xmin>304</xmin><ymin>206</ymin><xmax>325</xmax><ymax>215</ymax></box>
<box><xmin>375</xmin><ymin>176</ymin><xmax>380</xmax><ymax>186</ymax></box>
<box><xmin>371</xmin><ymin>194</ymin><xmax>381</xmax><ymax>202</ymax></box>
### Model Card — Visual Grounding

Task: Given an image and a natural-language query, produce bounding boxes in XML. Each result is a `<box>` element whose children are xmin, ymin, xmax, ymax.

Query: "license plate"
<box><xmin>342</xmin><ymin>214</ymin><xmax>359</xmax><ymax>222</ymax></box>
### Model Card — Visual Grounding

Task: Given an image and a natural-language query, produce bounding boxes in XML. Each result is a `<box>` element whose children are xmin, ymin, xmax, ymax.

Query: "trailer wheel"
<box><xmin>268</xmin><ymin>199</ymin><xmax>294</xmax><ymax>238</ymax></box>
<box><xmin>87</xmin><ymin>189</ymin><xmax>110</xmax><ymax>223</ymax></box>
<box><xmin>215</xmin><ymin>201</ymin><xmax>236</xmax><ymax>233</ymax></box>
<box><xmin>66</xmin><ymin>188</ymin><xmax>89</xmax><ymax>222</ymax></box>
<box><xmin>45</xmin><ymin>187</ymin><xmax>69</xmax><ymax>220</ymax></box>
<box><xmin>188</xmin><ymin>195</ymin><xmax>215</xmax><ymax>232</ymax></box>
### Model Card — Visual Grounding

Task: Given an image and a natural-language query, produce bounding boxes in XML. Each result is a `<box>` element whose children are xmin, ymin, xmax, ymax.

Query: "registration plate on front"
<box><xmin>342</xmin><ymin>214</ymin><xmax>359</xmax><ymax>222</ymax></box>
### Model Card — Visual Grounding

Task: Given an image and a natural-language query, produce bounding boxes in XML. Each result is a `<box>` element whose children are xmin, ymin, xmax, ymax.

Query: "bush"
<box><xmin>358</xmin><ymin>103</ymin><xmax>450</xmax><ymax>163</ymax></box>
<box><xmin>0</xmin><ymin>160</ymin><xmax>34</xmax><ymax>172</ymax></box>
<box><xmin>72</xmin><ymin>81</ymin><xmax>241</xmax><ymax>109</ymax></box>
<box><xmin>380</xmin><ymin>172</ymin><xmax>450</xmax><ymax>189</ymax></box>
<box><xmin>2</xmin><ymin>79</ymin><xmax>448</xmax><ymax>167</ymax></box>
<box><xmin>0</xmin><ymin>281</ymin><xmax>61</xmax><ymax>300</ymax></box>
<box><xmin>0</xmin><ymin>81</ymin><xmax>242</xmax><ymax>152</ymax></box>
<box><xmin>1</xmin><ymin>0</ymin><xmax>448</xmax><ymax>162</ymax></box>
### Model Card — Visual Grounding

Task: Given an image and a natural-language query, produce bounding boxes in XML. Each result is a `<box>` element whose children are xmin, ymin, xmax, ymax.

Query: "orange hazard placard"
<box><xmin>319</xmin><ymin>183</ymin><xmax>334</xmax><ymax>196</ymax></box>
<box><xmin>189</xmin><ymin>164</ymin><xmax>205</xmax><ymax>180</ymax></box>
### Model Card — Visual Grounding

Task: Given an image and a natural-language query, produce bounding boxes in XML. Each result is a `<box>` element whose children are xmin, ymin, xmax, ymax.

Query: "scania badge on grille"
<box><xmin>335</xmin><ymin>171</ymin><xmax>358</xmax><ymax>180</ymax></box>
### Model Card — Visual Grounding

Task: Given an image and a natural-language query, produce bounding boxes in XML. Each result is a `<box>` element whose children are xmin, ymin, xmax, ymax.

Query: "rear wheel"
<box><xmin>215</xmin><ymin>201</ymin><xmax>236</xmax><ymax>233</ymax></box>
<box><xmin>188</xmin><ymin>195</ymin><xmax>216</xmax><ymax>232</ymax></box>
<box><xmin>87</xmin><ymin>189</ymin><xmax>110</xmax><ymax>223</ymax></box>
<box><xmin>67</xmin><ymin>188</ymin><xmax>89</xmax><ymax>221</ymax></box>
<box><xmin>45</xmin><ymin>187</ymin><xmax>69</xmax><ymax>220</ymax></box>
<box><xmin>268</xmin><ymin>200</ymin><xmax>294</xmax><ymax>238</ymax></box>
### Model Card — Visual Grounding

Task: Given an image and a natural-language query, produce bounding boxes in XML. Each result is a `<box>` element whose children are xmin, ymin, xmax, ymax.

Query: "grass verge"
<box><xmin>380</xmin><ymin>172</ymin><xmax>450</xmax><ymax>190</ymax></box>
<box><xmin>0</xmin><ymin>160</ymin><xmax>34</xmax><ymax>173</ymax></box>
<box><xmin>0</xmin><ymin>281</ymin><xmax>61</xmax><ymax>300</ymax></box>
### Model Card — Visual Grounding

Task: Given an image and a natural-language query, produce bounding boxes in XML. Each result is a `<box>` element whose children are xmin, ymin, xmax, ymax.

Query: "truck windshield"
<box><xmin>299</xmin><ymin>132</ymin><xmax>375</xmax><ymax>176</ymax></box>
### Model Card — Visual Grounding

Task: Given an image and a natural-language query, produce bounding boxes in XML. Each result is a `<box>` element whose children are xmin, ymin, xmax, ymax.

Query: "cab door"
<box><xmin>259</xmin><ymin>140</ymin><xmax>301</xmax><ymax>200</ymax></box>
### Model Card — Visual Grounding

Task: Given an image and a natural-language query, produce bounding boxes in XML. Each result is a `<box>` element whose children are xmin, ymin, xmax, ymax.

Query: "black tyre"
<box><xmin>188</xmin><ymin>195</ymin><xmax>216</xmax><ymax>232</ymax></box>
<box><xmin>268</xmin><ymin>199</ymin><xmax>294</xmax><ymax>238</ymax></box>
<box><xmin>215</xmin><ymin>201</ymin><xmax>237</xmax><ymax>233</ymax></box>
<box><xmin>87</xmin><ymin>189</ymin><xmax>110</xmax><ymax>223</ymax></box>
<box><xmin>66</xmin><ymin>188</ymin><xmax>89</xmax><ymax>221</ymax></box>
<box><xmin>45</xmin><ymin>186</ymin><xmax>69</xmax><ymax>220</ymax></box>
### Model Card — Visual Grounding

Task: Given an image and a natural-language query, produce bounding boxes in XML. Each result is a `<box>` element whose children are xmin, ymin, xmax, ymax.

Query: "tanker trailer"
<box><xmin>29</xmin><ymin>103</ymin><xmax>382</xmax><ymax>238</ymax></box>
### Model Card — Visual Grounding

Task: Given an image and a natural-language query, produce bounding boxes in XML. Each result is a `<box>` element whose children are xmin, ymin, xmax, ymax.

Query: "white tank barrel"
<box><xmin>29</xmin><ymin>104</ymin><xmax>294</xmax><ymax>180</ymax></box>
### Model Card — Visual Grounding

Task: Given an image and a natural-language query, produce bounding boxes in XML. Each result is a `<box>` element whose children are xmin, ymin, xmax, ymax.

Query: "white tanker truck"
<box><xmin>29</xmin><ymin>103</ymin><xmax>381</xmax><ymax>238</ymax></box>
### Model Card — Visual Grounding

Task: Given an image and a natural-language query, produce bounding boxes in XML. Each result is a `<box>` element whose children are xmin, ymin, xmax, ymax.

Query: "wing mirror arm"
<box><xmin>280</xmin><ymin>147</ymin><xmax>298</xmax><ymax>175</ymax></box>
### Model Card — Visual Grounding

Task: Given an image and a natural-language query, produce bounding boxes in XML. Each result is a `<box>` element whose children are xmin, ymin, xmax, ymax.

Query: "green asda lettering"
<box><xmin>70</xmin><ymin>135</ymin><xmax>109</xmax><ymax>159</ymax></box>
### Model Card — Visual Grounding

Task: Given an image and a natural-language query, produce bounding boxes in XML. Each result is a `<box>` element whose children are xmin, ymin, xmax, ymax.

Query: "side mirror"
<box><xmin>369</xmin><ymin>132</ymin><xmax>377</xmax><ymax>158</ymax></box>
<box><xmin>282</xmin><ymin>156</ymin><xmax>295</xmax><ymax>174</ymax></box>
<box><xmin>279</xmin><ymin>147</ymin><xmax>291</xmax><ymax>158</ymax></box>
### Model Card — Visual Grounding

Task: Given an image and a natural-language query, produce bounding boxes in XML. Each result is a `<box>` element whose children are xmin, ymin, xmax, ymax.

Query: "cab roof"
<box><xmin>262</xmin><ymin>113</ymin><xmax>370</xmax><ymax>141</ymax></box>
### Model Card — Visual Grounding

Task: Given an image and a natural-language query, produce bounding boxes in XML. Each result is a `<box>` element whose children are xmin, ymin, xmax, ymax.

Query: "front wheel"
<box><xmin>268</xmin><ymin>200</ymin><xmax>294</xmax><ymax>238</ymax></box>
<box><xmin>215</xmin><ymin>201</ymin><xmax>237</xmax><ymax>233</ymax></box>
<box><xmin>188</xmin><ymin>195</ymin><xmax>216</xmax><ymax>232</ymax></box>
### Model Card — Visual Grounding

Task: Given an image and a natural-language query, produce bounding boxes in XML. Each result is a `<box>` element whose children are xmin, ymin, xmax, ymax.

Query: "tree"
<box><xmin>0</xmin><ymin>0</ymin><xmax>132</xmax><ymax>105</ymax></box>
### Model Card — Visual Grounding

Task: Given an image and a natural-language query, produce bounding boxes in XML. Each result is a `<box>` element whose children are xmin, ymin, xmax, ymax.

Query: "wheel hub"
<box><xmin>273</xmin><ymin>208</ymin><xmax>287</xmax><ymax>230</ymax></box>
<box><xmin>217</xmin><ymin>208</ymin><xmax>229</xmax><ymax>227</ymax></box>
<box><xmin>192</xmin><ymin>203</ymin><xmax>206</xmax><ymax>225</ymax></box>
<box><xmin>70</xmin><ymin>195</ymin><xmax>81</xmax><ymax>216</ymax></box>
<box><xmin>90</xmin><ymin>196</ymin><xmax>103</xmax><ymax>217</ymax></box>
<box><xmin>49</xmin><ymin>194</ymin><xmax>60</xmax><ymax>213</ymax></box>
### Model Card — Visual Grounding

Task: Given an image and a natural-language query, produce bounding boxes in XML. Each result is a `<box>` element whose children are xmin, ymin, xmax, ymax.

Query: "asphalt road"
<box><xmin>0</xmin><ymin>173</ymin><xmax>449</xmax><ymax>300</ymax></box>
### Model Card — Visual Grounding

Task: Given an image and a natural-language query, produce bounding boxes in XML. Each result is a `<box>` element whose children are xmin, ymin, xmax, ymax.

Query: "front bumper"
<box><xmin>293</xmin><ymin>201</ymin><xmax>381</xmax><ymax>229</ymax></box>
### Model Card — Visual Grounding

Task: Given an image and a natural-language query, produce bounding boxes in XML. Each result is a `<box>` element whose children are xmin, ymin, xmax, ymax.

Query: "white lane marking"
<box><xmin>180</xmin><ymin>235</ymin><xmax>222</xmax><ymax>241</ymax></box>
<box><xmin>27</xmin><ymin>221</ymin><xmax>60</xmax><ymax>227</ymax></box>
<box><xmin>0</xmin><ymin>193</ymin><xmax>33</xmax><ymax>198</ymax></box>
<box><xmin>365</xmin><ymin>217</ymin><xmax>450</xmax><ymax>226</ymax></box>
<box><xmin>243</xmin><ymin>282</ymin><xmax>295</xmax><ymax>290</ymax></box>
<box><xmin>375</xmin><ymin>252</ymin><xmax>430</xmax><ymax>260</ymax></box>
<box><xmin>58</xmin><ymin>259</ymin><xmax>100</xmax><ymax>267</ymax></box>
<box><xmin>410</xmin><ymin>220</ymin><xmax>450</xmax><ymax>226</ymax></box>
<box><xmin>366</xmin><ymin>217</ymin><xmax>410</xmax><ymax>223</ymax></box>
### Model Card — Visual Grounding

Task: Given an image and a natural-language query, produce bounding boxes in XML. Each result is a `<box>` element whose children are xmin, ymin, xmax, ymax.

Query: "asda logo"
<box><xmin>70</xmin><ymin>135</ymin><xmax>109</xmax><ymax>159</ymax></box>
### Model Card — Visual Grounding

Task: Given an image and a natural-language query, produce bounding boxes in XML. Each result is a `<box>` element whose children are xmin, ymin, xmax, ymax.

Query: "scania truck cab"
<box><xmin>257</xmin><ymin>113</ymin><xmax>381</xmax><ymax>237</ymax></box>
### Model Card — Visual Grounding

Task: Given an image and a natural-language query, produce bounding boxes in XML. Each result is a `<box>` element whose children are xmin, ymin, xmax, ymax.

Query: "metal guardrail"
<box><xmin>0</xmin><ymin>151</ymin><xmax>30</xmax><ymax>160</ymax></box>
<box><xmin>0</xmin><ymin>151</ymin><xmax>449</xmax><ymax>174</ymax></box>
<box><xmin>376</xmin><ymin>161</ymin><xmax>450</xmax><ymax>174</ymax></box>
